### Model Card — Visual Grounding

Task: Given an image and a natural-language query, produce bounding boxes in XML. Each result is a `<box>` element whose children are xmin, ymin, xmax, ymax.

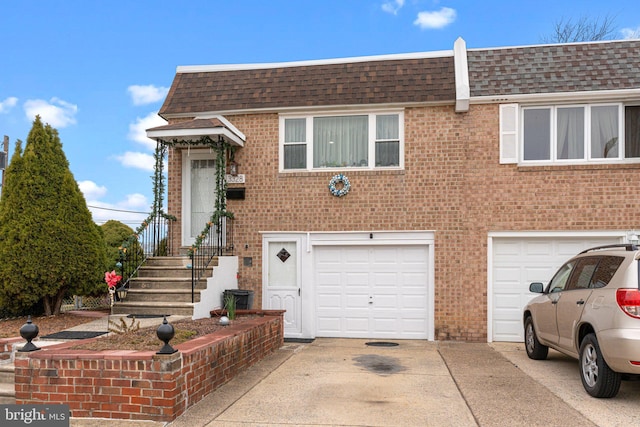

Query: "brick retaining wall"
<box><xmin>13</xmin><ymin>311</ymin><xmax>284</xmax><ymax>422</ymax></box>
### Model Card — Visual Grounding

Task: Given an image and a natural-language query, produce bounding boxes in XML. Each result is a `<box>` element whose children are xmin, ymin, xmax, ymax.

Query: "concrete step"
<box><xmin>125</xmin><ymin>289</ymin><xmax>201</xmax><ymax>303</ymax></box>
<box><xmin>111</xmin><ymin>301</ymin><xmax>196</xmax><ymax>316</ymax></box>
<box><xmin>0</xmin><ymin>363</ymin><xmax>14</xmax><ymax>384</ymax></box>
<box><xmin>144</xmin><ymin>256</ymin><xmax>193</xmax><ymax>267</ymax></box>
<box><xmin>129</xmin><ymin>277</ymin><xmax>206</xmax><ymax>290</ymax></box>
<box><xmin>136</xmin><ymin>266</ymin><xmax>197</xmax><ymax>278</ymax></box>
<box><xmin>0</xmin><ymin>382</ymin><xmax>15</xmax><ymax>404</ymax></box>
<box><xmin>144</xmin><ymin>256</ymin><xmax>219</xmax><ymax>268</ymax></box>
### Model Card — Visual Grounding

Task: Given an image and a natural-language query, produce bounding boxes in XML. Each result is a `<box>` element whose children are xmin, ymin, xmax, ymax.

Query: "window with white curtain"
<box><xmin>281</xmin><ymin>112</ymin><xmax>402</xmax><ymax>170</ymax></box>
<box><xmin>521</xmin><ymin>103</ymin><xmax>632</xmax><ymax>163</ymax></box>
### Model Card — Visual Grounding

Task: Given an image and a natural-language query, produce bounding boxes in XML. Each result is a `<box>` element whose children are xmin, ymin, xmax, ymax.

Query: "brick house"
<box><xmin>147</xmin><ymin>37</ymin><xmax>640</xmax><ymax>342</ymax></box>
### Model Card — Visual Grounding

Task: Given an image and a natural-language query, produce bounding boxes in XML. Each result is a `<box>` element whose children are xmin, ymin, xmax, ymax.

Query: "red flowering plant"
<box><xmin>105</xmin><ymin>270</ymin><xmax>122</xmax><ymax>290</ymax></box>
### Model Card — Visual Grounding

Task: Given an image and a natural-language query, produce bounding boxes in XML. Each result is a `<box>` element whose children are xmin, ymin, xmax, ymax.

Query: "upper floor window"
<box><xmin>500</xmin><ymin>103</ymin><xmax>640</xmax><ymax>165</ymax></box>
<box><xmin>280</xmin><ymin>111</ymin><xmax>403</xmax><ymax>171</ymax></box>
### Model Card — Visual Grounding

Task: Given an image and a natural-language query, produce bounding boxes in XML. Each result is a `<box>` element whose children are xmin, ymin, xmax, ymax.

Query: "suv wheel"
<box><xmin>579</xmin><ymin>333</ymin><xmax>621</xmax><ymax>398</ymax></box>
<box><xmin>524</xmin><ymin>316</ymin><xmax>548</xmax><ymax>360</ymax></box>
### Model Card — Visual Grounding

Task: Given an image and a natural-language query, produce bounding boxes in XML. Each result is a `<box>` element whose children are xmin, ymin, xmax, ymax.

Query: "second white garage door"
<box><xmin>314</xmin><ymin>245</ymin><xmax>430</xmax><ymax>339</ymax></box>
<box><xmin>491</xmin><ymin>235</ymin><xmax>621</xmax><ymax>342</ymax></box>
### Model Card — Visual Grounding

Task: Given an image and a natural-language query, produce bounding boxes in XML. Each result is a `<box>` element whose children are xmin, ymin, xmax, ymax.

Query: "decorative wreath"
<box><xmin>328</xmin><ymin>174</ymin><xmax>351</xmax><ymax>197</ymax></box>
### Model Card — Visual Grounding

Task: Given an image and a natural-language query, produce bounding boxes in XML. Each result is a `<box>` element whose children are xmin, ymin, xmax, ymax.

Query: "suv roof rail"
<box><xmin>578</xmin><ymin>244</ymin><xmax>639</xmax><ymax>254</ymax></box>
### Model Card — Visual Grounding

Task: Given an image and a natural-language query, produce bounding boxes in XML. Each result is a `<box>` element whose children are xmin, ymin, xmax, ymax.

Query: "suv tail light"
<box><xmin>616</xmin><ymin>289</ymin><xmax>640</xmax><ymax>319</ymax></box>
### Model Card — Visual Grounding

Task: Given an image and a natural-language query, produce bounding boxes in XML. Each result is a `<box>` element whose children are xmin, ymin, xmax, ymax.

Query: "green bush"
<box><xmin>0</xmin><ymin>117</ymin><xmax>106</xmax><ymax>315</ymax></box>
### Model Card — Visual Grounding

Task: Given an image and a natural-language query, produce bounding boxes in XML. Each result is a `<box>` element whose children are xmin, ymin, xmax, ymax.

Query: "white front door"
<box><xmin>182</xmin><ymin>152</ymin><xmax>217</xmax><ymax>246</ymax></box>
<box><xmin>264</xmin><ymin>239</ymin><xmax>302</xmax><ymax>337</ymax></box>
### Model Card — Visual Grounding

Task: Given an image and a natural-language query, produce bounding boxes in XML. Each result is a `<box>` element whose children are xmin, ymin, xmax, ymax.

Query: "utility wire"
<box><xmin>87</xmin><ymin>205</ymin><xmax>150</xmax><ymax>215</ymax></box>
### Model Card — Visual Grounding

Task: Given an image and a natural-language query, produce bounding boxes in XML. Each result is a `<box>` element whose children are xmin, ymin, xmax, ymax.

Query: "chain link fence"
<box><xmin>61</xmin><ymin>295</ymin><xmax>111</xmax><ymax>312</ymax></box>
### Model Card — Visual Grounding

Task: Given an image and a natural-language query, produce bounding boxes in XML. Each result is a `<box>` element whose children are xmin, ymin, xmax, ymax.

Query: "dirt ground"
<box><xmin>0</xmin><ymin>310</ymin><xmax>254</xmax><ymax>351</ymax></box>
<box><xmin>0</xmin><ymin>310</ymin><xmax>109</xmax><ymax>339</ymax></box>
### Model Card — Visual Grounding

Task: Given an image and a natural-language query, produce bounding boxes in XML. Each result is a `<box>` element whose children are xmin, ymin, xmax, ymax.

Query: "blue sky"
<box><xmin>1</xmin><ymin>0</ymin><xmax>639</xmax><ymax>226</ymax></box>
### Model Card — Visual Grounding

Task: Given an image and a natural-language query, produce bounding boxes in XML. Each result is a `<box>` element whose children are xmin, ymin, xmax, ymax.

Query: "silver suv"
<box><xmin>523</xmin><ymin>244</ymin><xmax>640</xmax><ymax>398</ymax></box>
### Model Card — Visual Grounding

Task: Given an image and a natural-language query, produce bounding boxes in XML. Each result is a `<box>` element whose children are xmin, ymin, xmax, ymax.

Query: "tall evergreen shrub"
<box><xmin>0</xmin><ymin>117</ymin><xmax>106</xmax><ymax>316</ymax></box>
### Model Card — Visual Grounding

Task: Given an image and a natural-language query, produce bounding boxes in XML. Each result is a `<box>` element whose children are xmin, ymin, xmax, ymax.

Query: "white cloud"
<box><xmin>128</xmin><ymin>111</ymin><xmax>167</xmax><ymax>150</ymax></box>
<box><xmin>78</xmin><ymin>180</ymin><xmax>108</xmax><ymax>200</ymax></box>
<box><xmin>127</xmin><ymin>85</ymin><xmax>170</xmax><ymax>106</ymax></box>
<box><xmin>78</xmin><ymin>181</ymin><xmax>150</xmax><ymax>225</ymax></box>
<box><xmin>123</xmin><ymin>193</ymin><xmax>149</xmax><ymax>209</ymax></box>
<box><xmin>0</xmin><ymin>97</ymin><xmax>18</xmax><ymax>113</ymax></box>
<box><xmin>621</xmin><ymin>27</ymin><xmax>640</xmax><ymax>39</ymax></box>
<box><xmin>381</xmin><ymin>0</ymin><xmax>404</xmax><ymax>15</ymax></box>
<box><xmin>116</xmin><ymin>151</ymin><xmax>156</xmax><ymax>171</ymax></box>
<box><xmin>414</xmin><ymin>7</ymin><xmax>457</xmax><ymax>30</ymax></box>
<box><xmin>24</xmin><ymin>97</ymin><xmax>78</xmax><ymax>128</ymax></box>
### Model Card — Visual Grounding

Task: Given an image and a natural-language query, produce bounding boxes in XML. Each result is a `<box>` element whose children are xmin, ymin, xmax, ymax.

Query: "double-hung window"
<box><xmin>281</xmin><ymin>111</ymin><xmax>403</xmax><ymax>171</ymax></box>
<box><xmin>500</xmin><ymin>103</ymin><xmax>640</xmax><ymax>164</ymax></box>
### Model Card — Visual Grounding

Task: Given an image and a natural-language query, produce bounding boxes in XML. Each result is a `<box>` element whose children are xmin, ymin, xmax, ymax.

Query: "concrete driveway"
<box><xmin>171</xmin><ymin>338</ymin><xmax>476</xmax><ymax>427</ymax></box>
<box><xmin>73</xmin><ymin>339</ymin><xmax>640</xmax><ymax>426</ymax></box>
<box><xmin>493</xmin><ymin>342</ymin><xmax>640</xmax><ymax>427</ymax></box>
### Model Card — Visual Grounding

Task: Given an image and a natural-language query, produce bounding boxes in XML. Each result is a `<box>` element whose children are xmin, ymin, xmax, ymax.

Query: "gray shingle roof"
<box><xmin>468</xmin><ymin>40</ymin><xmax>640</xmax><ymax>97</ymax></box>
<box><xmin>159</xmin><ymin>56</ymin><xmax>456</xmax><ymax>116</ymax></box>
<box><xmin>158</xmin><ymin>39</ymin><xmax>640</xmax><ymax>117</ymax></box>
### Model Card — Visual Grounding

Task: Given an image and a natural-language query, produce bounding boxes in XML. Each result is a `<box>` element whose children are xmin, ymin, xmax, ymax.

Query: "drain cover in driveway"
<box><xmin>365</xmin><ymin>341</ymin><xmax>399</xmax><ymax>347</ymax></box>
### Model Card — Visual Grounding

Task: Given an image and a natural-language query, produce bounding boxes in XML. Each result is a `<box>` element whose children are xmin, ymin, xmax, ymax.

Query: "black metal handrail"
<box><xmin>118</xmin><ymin>214</ymin><xmax>175</xmax><ymax>287</ymax></box>
<box><xmin>189</xmin><ymin>215</ymin><xmax>234</xmax><ymax>303</ymax></box>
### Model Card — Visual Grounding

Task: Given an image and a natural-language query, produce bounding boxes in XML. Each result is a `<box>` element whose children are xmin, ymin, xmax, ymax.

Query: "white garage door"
<box><xmin>492</xmin><ymin>236</ymin><xmax>620</xmax><ymax>342</ymax></box>
<box><xmin>314</xmin><ymin>245</ymin><xmax>430</xmax><ymax>339</ymax></box>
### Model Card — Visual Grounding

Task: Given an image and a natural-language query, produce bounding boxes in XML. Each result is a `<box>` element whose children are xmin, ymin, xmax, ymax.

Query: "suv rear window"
<box><xmin>590</xmin><ymin>256</ymin><xmax>624</xmax><ymax>288</ymax></box>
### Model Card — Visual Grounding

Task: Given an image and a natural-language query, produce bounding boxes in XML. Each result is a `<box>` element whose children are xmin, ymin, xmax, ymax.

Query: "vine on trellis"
<box><xmin>118</xmin><ymin>141</ymin><xmax>176</xmax><ymax>259</ymax></box>
<box><xmin>118</xmin><ymin>135</ymin><xmax>235</xmax><ymax>254</ymax></box>
<box><xmin>185</xmin><ymin>136</ymin><xmax>234</xmax><ymax>258</ymax></box>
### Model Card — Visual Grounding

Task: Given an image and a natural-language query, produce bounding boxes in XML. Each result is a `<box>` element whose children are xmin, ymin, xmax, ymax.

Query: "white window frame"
<box><xmin>279</xmin><ymin>109</ymin><xmax>405</xmax><ymax>171</ymax></box>
<box><xmin>519</xmin><ymin>102</ymin><xmax>628</xmax><ymax>165</ymax></box>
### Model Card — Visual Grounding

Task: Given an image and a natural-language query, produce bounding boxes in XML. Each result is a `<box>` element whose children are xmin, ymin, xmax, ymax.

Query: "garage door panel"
<box><xmin>524</xmin><ymin>241</ymin><xmax>553</xmax><ymax>256</ymax></box>
<box><xmin>492</xmin><ymin>236</ymin><xmax>620</xmax><ymax>342</ymax></box>
<box><xmin>372</xmin><ymin>317</ymin><xmax>398</xmax><ymax>333</ymax></box>
<box><xmin>399</xmin><ymin>247</ymin><xmax>428</xmax><ymax>263</ymax></box>
<box><xmin>346</xmin><ymin>294</ymin><xmax>369</xmax><ymax>308</ymax></box>
<box><xmin>317</xmin><ymin>317</ymin><xmax>341</xmax><ymax>333</ymax></box>
<box><xmin>316</xmin><ymin>245</ymin><xmax>430</xmax><ymax>339</ymax></box>
<box><xmin>317</xmin><ymin>294</ymin><xmax>340</xmax><ymax>308</ymax></box>
<box><xmin>316</xmin><ymin>271</ymin><xmax>341</xmax><ymax>285</ymax></box>
<box><xmin>346</xmin><ymin>272</ymin><xmax>369</xmax><ymax>286</ymax></box>
<box><xmin>524</xmin><ymin>267</ymin><xmax>556</xmax><ymax>283</ymax></box>
<box><xmin>402</xmin><ymin>294</ymin><xmax>427</xmax><ymax>309</ymax></box>
<box><xmin>494</xmin><ymin>293</ymin><xmax>520</xmax><ymax>311</ymax></box>
<box><xmin>371</xmin><ymin>272</ymin><xmax>397</xmax><ymax>287</ymax></box>
<box><xmin>345</xmin><ymin>248</ymin><xmax>370</xmax><ymax>264</ymax></box>
<box><xmin>372</xmin><ymin>247</ymin><xmax>398</xmax><ymax>263</ymax></box>
<box><xmin>372</xmin><ymin>295</ymin><xmax>398</xmax><ymax>309</ymax></box>
<box><xmin>494</xmin><ymin>266</ymin><xmax>520</xmax><ymax>282</ymax></box>
<box><xmin>345</xmin><ymin>316</ymin><xmax>369</xmax><ymax>332</ymax></box>
<box><xmin>494</xmin><ymin>320</ymin><xmax>521</xmax><ymax>341</ymax></box>
<box><xmin>403</xmin><ymin>272</ymin><xmax>428</xmax><ymax>287</ymax></box>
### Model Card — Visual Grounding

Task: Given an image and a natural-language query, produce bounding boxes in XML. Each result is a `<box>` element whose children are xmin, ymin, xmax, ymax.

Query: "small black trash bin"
<box><xmin>223</xmin><ymin>289</ymin><xmax>254</xmax><ymax>310</ymax></box>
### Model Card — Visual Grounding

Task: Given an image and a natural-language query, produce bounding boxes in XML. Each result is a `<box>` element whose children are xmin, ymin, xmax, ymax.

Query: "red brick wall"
<box><xmin>166</xmin><ymin>104</ymin><xmax>640</xmax><ymax>341</ymax></box>
<box><xmin>14</xmin><ymin>314</ymin><xmax>283</xmax><ymax>422</ymax></box>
